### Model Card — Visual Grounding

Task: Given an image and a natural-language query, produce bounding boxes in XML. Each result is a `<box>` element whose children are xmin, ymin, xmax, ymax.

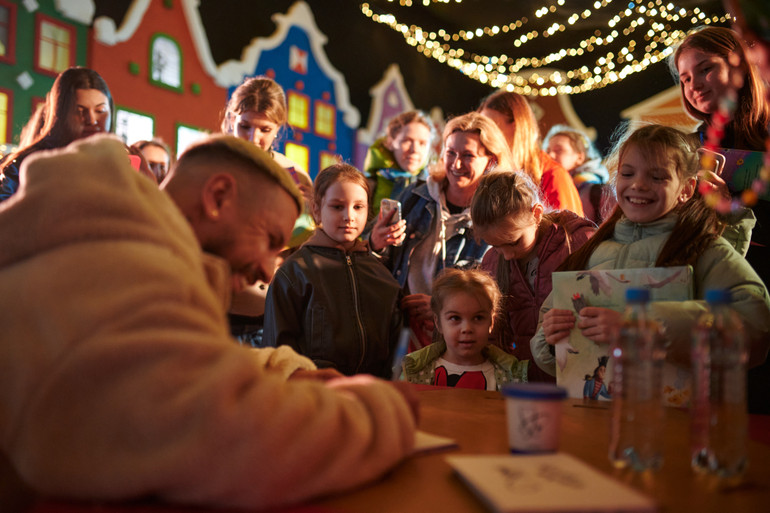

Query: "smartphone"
<box><xmin>380</xmin><ymin>198</ymin><xmax>402</xmax><ymax>225</ymax></box>
<box><xmin>128</xmin><ymin>154</ymin><xmax>142</xmax><ymax>171</ymax></box>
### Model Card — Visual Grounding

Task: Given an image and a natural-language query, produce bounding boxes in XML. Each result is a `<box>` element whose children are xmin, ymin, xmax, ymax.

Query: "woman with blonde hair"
<box><xmin>370</xmin><ymin>112</ymin><xmax>511</xmax><ymax>348</ymax></box>
<box><xmin>221</xmin><ymin>76</ymin><xmax>315</xmax><ymax>345</ymax></box>
<box><xmin>478</xmin><ymin>91</ymin><xmax>584</xmax><ymax>216</ymax></box>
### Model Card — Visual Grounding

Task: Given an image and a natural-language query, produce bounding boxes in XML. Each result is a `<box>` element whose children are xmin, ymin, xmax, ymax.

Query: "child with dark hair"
<box><xmin>470</xmin><ymin>170</ymin><xmax>595</xmax><ymax>383</ymax></box>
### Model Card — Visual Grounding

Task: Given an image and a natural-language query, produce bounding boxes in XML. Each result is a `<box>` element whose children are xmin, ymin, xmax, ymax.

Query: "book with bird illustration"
<box><xmin>551</xmin><ymin>267</ymin><xmax>693</xmax><ymax>406</ymax></box>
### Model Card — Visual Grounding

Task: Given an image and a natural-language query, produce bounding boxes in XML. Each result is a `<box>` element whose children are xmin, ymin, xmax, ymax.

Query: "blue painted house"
<box><xmin>222</xmin><ymin>1</ymin><xmax>359</xmax><ymax>180</ymax></box>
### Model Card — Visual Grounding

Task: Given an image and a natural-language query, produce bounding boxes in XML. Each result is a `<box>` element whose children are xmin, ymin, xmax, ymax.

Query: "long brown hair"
<box><xmin>2</xmin><ymin>67</ymin><xmax>113</xmax><ymax>174</ymax></box>
<box><xmin>671</xmin><ymin>26</ymin><xmax>770</xmax><ymax>151</ymax></box>
<box><xmin>478</xmin><ymin>90</ymin><xmax>545</xmax><ymax>183</ymax></box>
<box><xmin>559</xmin><ymin>124</ymin><xmax>724</xmax><ymax>271</ymax></box>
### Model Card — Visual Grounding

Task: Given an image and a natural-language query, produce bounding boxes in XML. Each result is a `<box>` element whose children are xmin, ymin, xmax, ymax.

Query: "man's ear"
<box><xmin>679</xmin><ymin>175</ymin><xmax>697</xmax><ymax>203</ymax></box>
<box><xmin>201</xmin><ymin>173</ymin><xmax>237</xmax><ymax>221</ymax></box>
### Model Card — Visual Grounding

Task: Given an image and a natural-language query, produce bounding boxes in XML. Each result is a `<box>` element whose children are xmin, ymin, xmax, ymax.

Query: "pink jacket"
<box><xmin>481</xmin><ymin>211</ymin><xmax>595</xmax><ymax>383</ymax></box>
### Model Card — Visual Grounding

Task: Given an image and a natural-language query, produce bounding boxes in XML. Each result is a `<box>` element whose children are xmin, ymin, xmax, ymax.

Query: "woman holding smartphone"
<box><xmin>369</xmin><ymin>112</ymin><xmax>513</xmax><ymax>346</ymax></box>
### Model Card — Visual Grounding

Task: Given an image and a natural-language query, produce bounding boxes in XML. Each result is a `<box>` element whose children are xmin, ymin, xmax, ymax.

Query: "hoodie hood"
<box><xmin>363</xmin><ymin>138</ymin><xmax>398</xmax><ymax>177</ymax></box>
<box><xmin>572</xmin><ymin>158</ymin><xmax>609</xmax><ymax>185</ymax></box>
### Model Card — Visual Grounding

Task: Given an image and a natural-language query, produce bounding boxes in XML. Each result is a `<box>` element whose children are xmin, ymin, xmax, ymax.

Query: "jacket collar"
<box><xmin>303</xmin><ymin>228</ymin><xmax>370</xmax><ymax>253</ymax></box>
<box><xmin>614</xmin><ymin>212</ymin><xmax>678</xmax><ymax>243</ymax></box>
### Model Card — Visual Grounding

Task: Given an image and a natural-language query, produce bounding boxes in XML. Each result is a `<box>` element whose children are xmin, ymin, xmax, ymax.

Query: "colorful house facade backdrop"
<box><xmin>0</xmin><ymin>0</ymin><xmax>92</xmax><ymax>150</ymax></box>
<box><xmin>0</xmin><ymin>0</ymin><xmax>603</xmax><ymax>173</ymax></box>
<box><xmin>222</xmin><ymin>1</ymin><xmax>360</xmax><ymax>179</ymax></box>
<box><xmin>91</xmin><ymin>0</ymin><xmax>227</xmax><ymax>155</ymax></box>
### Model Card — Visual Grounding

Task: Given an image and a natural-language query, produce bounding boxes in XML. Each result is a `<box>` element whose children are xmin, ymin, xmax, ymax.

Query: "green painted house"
<box><xmin>0</xmin><ymin>0</ymin><xmax>93</xmax><ymax>153</ymax></box>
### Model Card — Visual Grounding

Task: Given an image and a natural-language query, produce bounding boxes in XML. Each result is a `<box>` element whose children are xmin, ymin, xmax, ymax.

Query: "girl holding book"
<box><xmin>530</xmin><ymin>124</ymin><xmax>770</xmax><ymax>377</ymax></box>
<box><xmin>671</xmin><ymin>26</ymin><xmax>770</xmax><ymax>287</ymax></box>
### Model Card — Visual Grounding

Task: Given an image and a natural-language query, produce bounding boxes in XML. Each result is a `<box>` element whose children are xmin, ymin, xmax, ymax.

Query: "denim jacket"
<box><xmin>382</xmin><ymin>179</ymin><xmax>489</xmax><ymax>290</ymax></box>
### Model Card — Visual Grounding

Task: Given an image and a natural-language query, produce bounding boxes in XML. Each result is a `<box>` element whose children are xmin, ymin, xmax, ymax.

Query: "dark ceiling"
<box><xmin>94</xmin><ymin>0</ymin><xmax>728</xmax><ymax>153</ymax></box>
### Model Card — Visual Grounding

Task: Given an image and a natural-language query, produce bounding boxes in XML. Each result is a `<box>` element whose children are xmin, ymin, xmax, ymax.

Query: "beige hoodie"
<box><xmin>0</xmin><ymin>135</ymin><xmax>415</xmax><ymax>509</ymax></box>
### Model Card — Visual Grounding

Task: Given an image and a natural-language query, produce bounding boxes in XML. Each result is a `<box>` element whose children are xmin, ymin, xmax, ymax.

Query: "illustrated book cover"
<box><xmin>551</xmin><ymin>266</ymin><xmax>693</xmax><ymax>406</ymax></box>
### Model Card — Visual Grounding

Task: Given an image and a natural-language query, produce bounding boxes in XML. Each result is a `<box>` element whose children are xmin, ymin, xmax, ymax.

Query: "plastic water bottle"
<box><xmin>691</xmin><ymin>289</ymin><xmax>748</xmax><ymax>488</ymax></box>
<box><xmin>608</xmin><ymin>288</ymin><xmax>666</xmax><ymax>471</ymax></box>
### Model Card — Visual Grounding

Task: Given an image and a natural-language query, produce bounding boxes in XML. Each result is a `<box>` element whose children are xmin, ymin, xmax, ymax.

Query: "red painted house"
<box><xmin>90</xmin><ymin>0</ymin><xmax>228</xmax><ymax>155</ymax></box>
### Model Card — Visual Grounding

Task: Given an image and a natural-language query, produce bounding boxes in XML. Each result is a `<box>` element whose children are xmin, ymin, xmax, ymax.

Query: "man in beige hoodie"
<box><xmin>0</xmin><ymin>134</ymin><xmax>417</xmax><ymax>510</ymax></box>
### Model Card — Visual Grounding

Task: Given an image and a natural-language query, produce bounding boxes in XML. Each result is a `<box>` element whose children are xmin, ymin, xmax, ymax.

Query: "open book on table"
<box><xmin>447</xmin><ymin>453</ymin><xmax>656</xmax><ymax>512</ymax></box>
<box><xmin>551</xmin><ymin>266</ymin><xmax>693</xmax><ymax>407</ymax></box>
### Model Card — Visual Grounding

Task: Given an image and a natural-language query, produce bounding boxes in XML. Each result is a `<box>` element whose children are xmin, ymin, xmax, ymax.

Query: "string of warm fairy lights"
<box><xmin>361</xmin><ymin>1</ymin><xmax>731</xmax><ymax>95</ymax></box>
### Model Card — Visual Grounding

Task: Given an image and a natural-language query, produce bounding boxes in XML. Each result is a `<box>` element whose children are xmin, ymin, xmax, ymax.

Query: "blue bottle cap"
<box><xmin>625</xmin><ymin>288</ymin><xmax>650</xmax><ymax>303</ymax></box>
<box><xmin>501</xmin><ymin>383</ymin><xmax>567</xmax><ymax>401</ymax></box>
<box><xmin>704</xmin><ymin>289</ymin><xmax>732</xmax><ymax>304</ymax></box>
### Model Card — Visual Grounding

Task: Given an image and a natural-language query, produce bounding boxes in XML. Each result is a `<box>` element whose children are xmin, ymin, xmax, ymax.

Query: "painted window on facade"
<box><xmin>115</xmin><ymin>108</ymin><xmax>155</xmax><ymax>146</ymax></box>
<box><xmin>176</xmin><ymin>124</ymin><xmax>208</xmax><ymax>158</ymax></box>
<box><xmin>150</xmin><ymin>34</ymin><xmax>182</xmax><ymax>91</ymax></box>
<box><xmin>0</xmin><ymin>89</ymin><xmax>9</xmax><ymax>145</ymax></box>
<box><xmin>287</xmin><ymin>91</ymin><xmax>309</xmax><ymax>131</ymax></box>
<box><xmin>314</xmin><ymin>101</ymin><xmax>335</xmax><ymax>139</ymax></box>
<box><xmin>284</xmin><ymin>142</ymin><xmax>309</xmax><ymax>175</ymax></box>
<box><xmin>319</xmin><ymin>151</ymin><xmax>339</xmax><ymax>172</ymax></box>
<box><xmin>36</xmin><ymin>14</ymin><xmax>74</xmax><ymax>74</ymax></box>
<box><xmin>0</xmin><ymin>1</ymin><xmax>16</xmax><ymax>63</ymax></box>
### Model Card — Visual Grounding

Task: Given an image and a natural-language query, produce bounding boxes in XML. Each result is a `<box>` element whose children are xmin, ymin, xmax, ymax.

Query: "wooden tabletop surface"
<box><xmin>4</xmin><ymin>385</ymin><xmax>770</xmax><ymax>513</ymax></box>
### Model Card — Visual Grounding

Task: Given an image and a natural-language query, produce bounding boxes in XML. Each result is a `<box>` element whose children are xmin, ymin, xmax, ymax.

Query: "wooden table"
<box><xmin>319</xmin><ymin>387</ymin><xmax>770</xmax><ymax>513</ymax></box>
<box><xmin>5</xmin><ymin>386</ymin><xmax>770</xmax><ymax>513</ymax></box>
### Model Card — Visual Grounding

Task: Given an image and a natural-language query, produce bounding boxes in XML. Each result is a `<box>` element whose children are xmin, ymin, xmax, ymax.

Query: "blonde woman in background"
<box><xmin>370</xmin><ymin>112</ymin><xmax>512</xmax><ymax>349</ymax></box>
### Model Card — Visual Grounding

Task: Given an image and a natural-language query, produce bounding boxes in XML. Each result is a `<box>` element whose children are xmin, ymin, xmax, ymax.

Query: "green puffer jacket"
<box><xmin>363</xmin><ymin>137</ymin><xmax>426</xmax><ymax>214</ymax></box>
<box><xmin>530</xmin><ymin>212</ymin><xmax>770</xmax><ymax>377</ymax></box>
<box><xmin>403</xmin><ymin>340</ymin><xmax>529</xmax><ymax>389</ymax></box>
